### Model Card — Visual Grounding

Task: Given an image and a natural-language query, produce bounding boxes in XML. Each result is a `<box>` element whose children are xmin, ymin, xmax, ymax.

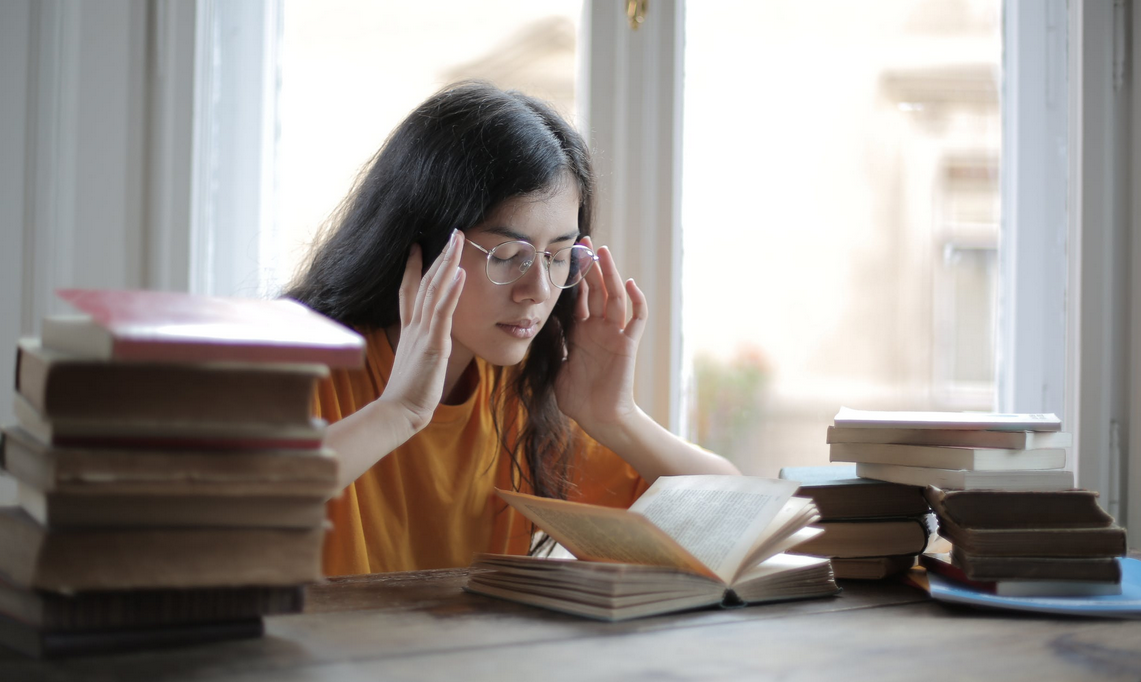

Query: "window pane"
<box><xmin>268</xmin><ymin>0</ymin><xmax>582</xmax><ymax>296</ymax></box>
<box><xmin>681</xmin><ymin>0</ymin><xmax>1002</xmax><ymax>474</ymax></box>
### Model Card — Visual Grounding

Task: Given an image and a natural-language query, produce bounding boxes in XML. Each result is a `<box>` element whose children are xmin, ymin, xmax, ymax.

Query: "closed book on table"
<box><xmin>834</xmin><ymin>407</ymin><xmax>1061</xmax><ymax>432</ymax></box>
<box><xmin>16</xmin><ymin>338</ymin><xmax>326</xmax><ymax>425</ymax></box>
<box><xmin>827</xmin><ymin>425</ymin><xmax>1073</xmax><ymax>450</ymax></box>
<box><xmin>0</xmin><ymin>573</ymin><xmax>303</xmax><ymax>632</ymax></box>
<box><xmin>16</xmin><ymin>483</ymin><xmax>328</xmax><ymax>529</ymax></box>
<box><xmin>0</xmin><ymin>508</ymin><xmax>325</xmax><ymax>591</ymax></box>
<box><xmin>920</xmin><ymin>553</ymin><xmax>1120</xmax><ymax>597</ymax></box>
<box><xmin>949</xmin><ymin>546</ymin><xmax>1122</xmax><ymax>582</ymax></box>
<box><xmin>856</xmin><ymin>462</ymin><xmax>1075</xmax><ymax>491</ymax></box>
<box><xmin>923</xmin><ymin>486</ymin><xmax>1114</xmax><ymax>529</ymax></box>
<box><xmin>790</xmin><ymin>517</ymin><xmax>931</xmax><ymax>559</ymax></box>
<box><xmin>830</xmin><ymin>555</ymin><xmax>917</xmax><ymax>580</ymax></box>
<box><xmin>830</xmin><ymin>442</ymin><xmax>1066</xmax><ymax>471</ymax></box>
<box><xmin>778</xmin><ymin>465</ymin><xmax>929</xmax><ymax>520</ymax></box>
<box><xmin>13</xmin><ymin>394</ymin><xmax>327</xmax><ymax>451</ymax></box>
<box><xmin>0</xmin><ymin>612</ymin><xmax>264</xmax><ymax>659</ymax></box>
<box><xmin>2</xmin><ymin>427</ymin><xmax>338</xmax><ymax>498</ymax></box>
<box><xmin>934</xmin><ymin>514</ymin><xmax>1126</xmax><ymax>558</ymax></box>
<box><xmin>44</xmin><ymin>288</ymin><xmax>365</xmax><ymax>368</ymax></box>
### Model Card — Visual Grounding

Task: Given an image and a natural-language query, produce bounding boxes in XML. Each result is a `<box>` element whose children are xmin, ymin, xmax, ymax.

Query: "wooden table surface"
<box><xmin>3</xmin><ymin>568</ymin><xmax>1141</xmax><ymax>681</ymax></box>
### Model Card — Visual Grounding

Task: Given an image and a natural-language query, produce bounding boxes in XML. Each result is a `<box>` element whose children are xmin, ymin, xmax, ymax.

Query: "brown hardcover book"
<box><xmin>924</xmin><ymin>486</ymin><xmax>1114</xmax><ymax>529</ymax></box>
<box><xmin>0</xmin><ymin>612</ymin><xmax>264</xmax><ymax>659</ymax></box>
<box><xmin>0</xmin><ymin>508</ymin><xmax>325</xmax><ymax>591</ymax></box>
<box><xmin>919</xmin><ymin>553</ymin><xmax>1120</xmax><ymax>597</ymax></box>
<box><xmin>0</xmin><ymin>573</ymin><xmax>303</xmax><ymax>632</ymax></box>
<box><xmin>17</xmin><ymin>483</ymin><xmax>327</xmax><ymax>529</ymax></box>
<box><xmin>949</xmin><ymin>546</ymin><xmax>1122</xmax><ymax>582</ymax></box>
<box><xmin>1</xmin><ymin>427</ymin><xmax>338</xmax><ymax>498</ymax></box>
<box><xmin>16</xmin><ymin>338</ymin><xmax>326</xmax><ymax>425</ymax></box>
<box><xmin>790</xmin><ymin>518</ymin><xmax>930</xmax><ymax>559</ymax></box>
<box><xmin>934</xmin><ymin>513</ymin><xmax>1126</xmax><ymax>558</ymax></box>
<box><xmin>778</xmin><ymin>465</ymin><xmax>929</xmax><ymax>520</ymax></box>
<box><xmin>830</xmin><ymin>555</ymin><xmax>917</xmax><ymax>580</ymax></box>
<box><xmin>12</xmin><ymin>394</ymin><xmax>326</xmax><ymax>450</ymax></box>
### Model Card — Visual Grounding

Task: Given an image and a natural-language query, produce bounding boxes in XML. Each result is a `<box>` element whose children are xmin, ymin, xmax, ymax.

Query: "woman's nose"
<box><xmin>512</xmin><ymin>254</ymin><xmax>552</xmax><ymax>302</ymax></box>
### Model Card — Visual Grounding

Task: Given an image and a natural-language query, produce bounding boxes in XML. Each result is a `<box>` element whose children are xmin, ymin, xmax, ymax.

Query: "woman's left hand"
<box><xmin>555</xmin><ymin>237</ymin><xmax>648</xmax><ymax>440</ymax></box>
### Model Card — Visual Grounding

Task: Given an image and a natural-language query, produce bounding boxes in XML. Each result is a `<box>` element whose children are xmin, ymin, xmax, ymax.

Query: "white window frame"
<box><xmin>580</xmin><ymin>0</ymin><xmax>684</xmax><ymax>432</ymax></box>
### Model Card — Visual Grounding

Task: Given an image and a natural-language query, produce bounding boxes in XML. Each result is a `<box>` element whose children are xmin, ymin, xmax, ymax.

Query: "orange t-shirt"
<box><xmin>317</xmin><ymin>328</ymin><xmax>649</xmax><ymax>576</ymax></box>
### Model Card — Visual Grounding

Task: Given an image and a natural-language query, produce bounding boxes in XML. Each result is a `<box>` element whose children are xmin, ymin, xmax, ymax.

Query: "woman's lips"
<box><xmin>496</xmin><ymin>320</ymin><xmax>540</xmax><ymax>339</ymax></box>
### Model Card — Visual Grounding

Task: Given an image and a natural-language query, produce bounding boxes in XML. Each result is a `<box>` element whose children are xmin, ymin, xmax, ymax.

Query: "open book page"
<box><xmin>627</xmin><ymin>476</ymin><xmax>800</xmax><ymax>584</ymax></box>
<box><xmin>496</xmin><ymin>490</ymin><xmax>717</xmax><ymax>580</ymax></box>
<box><xmin>737</xmin><ymin>497</ymin><xmax>822</xmax><ymax>572</ymax></box>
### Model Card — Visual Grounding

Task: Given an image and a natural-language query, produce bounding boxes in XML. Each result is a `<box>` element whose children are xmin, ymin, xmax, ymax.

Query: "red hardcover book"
<box><xmin>43</xmin><ymin>289</ymin><xmax>364</xmax><ymax>368</ymax></box>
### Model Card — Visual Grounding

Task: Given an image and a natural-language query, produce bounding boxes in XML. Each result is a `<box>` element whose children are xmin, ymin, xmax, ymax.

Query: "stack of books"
<box><xmin>828</xmin><ymin>407</ymin><xmax>1075</xmax><ymax>491</ymax></box>
<box><xmin>0</xmin><ymin>289</ymin><xmax>363</xmax><ymax>657</ymax></box>
<box><xmin>919</xmin><ymin>486</ymin><xmax>1128</xmax><ymax>597</ymax></box>
<box><xmin>778</xmin><ymin>465</ymin><xmax>932</xmax><ymax>579</ymax></box>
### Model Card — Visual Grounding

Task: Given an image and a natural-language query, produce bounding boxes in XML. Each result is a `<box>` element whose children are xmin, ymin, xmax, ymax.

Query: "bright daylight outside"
<box><xmin>272</xmin><ymin>0</ymin><xmax>1002</xmax><ymax>478</ymax></box>
<box><xmin>681</xmin><ymin>0</ymin><xmax>1002</xmax><ymax>476</ymax></box>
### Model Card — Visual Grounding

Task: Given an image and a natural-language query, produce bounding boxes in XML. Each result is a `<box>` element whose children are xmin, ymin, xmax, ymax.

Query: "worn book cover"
<box><xmin>16</xmin><ymin>338</ymin><xmax>326</xmax><ymax>425</ymax></box>
<box><xmin>924</xmin><ymin>486</ymin><xmax>1114</xmax><ymax>529</ymax></box>
<box><xmin>44</xmin><ymin>288</ymin><xmax>365</xmax><ymax>368</ymax></box>
<box><xmin>778</xmin><ymin>465</ymin><xmax>929</xmax><ymax>520</ymax></box>
<box><xmin>2</xmin><ymin>426</ymin><xmax>338</xmax><ymax>498</ymax></box>
<box><xmin>0</xmin><ymin>507</ymin><xmax>326</xmax><ymax>591</ymax></box>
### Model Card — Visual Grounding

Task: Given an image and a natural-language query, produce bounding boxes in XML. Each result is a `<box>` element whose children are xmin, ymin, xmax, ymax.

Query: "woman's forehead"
<box><xmin>471</xmin><ymin>185</ymin><xmax>580</xmax><ymax>244</ymax></box>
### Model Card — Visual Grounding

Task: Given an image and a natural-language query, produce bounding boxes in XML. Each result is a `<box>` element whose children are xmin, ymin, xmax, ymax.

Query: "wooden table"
<box><xmin>3</xmin><ymin>568</ymin><xmax>1141</xmax><ymax>681</ymax></box>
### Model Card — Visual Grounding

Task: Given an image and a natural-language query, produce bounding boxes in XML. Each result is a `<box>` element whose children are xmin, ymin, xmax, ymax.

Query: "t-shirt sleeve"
<box><xmin>564</xmin><ymin>427</ymin><xmax>651</xmax><ymax>509</ymax></box>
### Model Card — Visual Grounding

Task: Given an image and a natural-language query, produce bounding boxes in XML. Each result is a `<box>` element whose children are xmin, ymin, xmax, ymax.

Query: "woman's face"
<box><xmin>451</xmin><ymin>181</ymin><xmax>581</xmax><ymax>368</ymax></box>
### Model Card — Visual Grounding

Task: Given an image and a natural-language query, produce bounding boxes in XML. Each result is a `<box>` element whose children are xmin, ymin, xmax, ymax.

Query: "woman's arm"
<box><xmin>555</xmin><ymin>238</ymin><xmax>741</xmax><ymax>483</ymax></box>
<box><xmin>326</xmin><ymin>231</ymin><xmax>467</xmax><ymax>491</ymax></box>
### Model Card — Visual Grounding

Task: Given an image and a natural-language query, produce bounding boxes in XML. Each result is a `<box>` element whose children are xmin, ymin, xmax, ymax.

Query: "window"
<box><xmin>680</xmin><ymin>0</ymin><xmax>1004</xmax><ymax>474</ymax></box>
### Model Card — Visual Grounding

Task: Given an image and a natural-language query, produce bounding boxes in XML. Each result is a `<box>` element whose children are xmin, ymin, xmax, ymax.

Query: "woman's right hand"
<box><xmin>381</xmin><ymin>229</ymin><xmax>467</xmax><ymax>431</ymax></box>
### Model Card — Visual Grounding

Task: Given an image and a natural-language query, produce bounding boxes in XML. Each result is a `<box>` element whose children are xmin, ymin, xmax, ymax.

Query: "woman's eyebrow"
<box><xmin>482</xmin><ymin>226</ymin><xmax>580</xmax><ymax>244</ymax></box>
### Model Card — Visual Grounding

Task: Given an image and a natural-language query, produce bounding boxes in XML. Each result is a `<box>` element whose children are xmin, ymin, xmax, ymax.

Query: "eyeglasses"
<box><xmin>465</xmin><ymin>239</ymin><xmax>598</xmax><ymax>289</ymax></box>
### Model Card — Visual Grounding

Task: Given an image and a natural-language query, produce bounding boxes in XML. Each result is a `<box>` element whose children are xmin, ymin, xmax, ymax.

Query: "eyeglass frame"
<box><xmin>464</xmin><ymin>238</ymin><xmax>599</xmax><ymax>289</ymax></box>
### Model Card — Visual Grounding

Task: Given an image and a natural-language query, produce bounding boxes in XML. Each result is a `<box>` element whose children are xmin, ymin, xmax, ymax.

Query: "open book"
<box><xmin>464</xmin><ymin>475</ymin><xmax>839</xmax><ymax>621</ymax></box>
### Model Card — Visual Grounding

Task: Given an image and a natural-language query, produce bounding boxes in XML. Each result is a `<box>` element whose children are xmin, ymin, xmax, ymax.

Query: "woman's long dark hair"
<box><xmin>286</xmin><ymin>81</ymin><xmax>593</xmax><ymax>508</ymax></box>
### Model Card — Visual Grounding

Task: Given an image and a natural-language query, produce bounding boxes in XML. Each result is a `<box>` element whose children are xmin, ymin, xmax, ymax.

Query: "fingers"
<box><xmin>623</xmin><ymin>278</ymin><xmax>648</xmax><ymax>341</ymax></box>
<box><xmin>575</xmin><ymin>278</ymin><xmax>590</xmax><ymax>321</ymax></box>
<box><xmin>580</xmin><ymin>237</ymin><xmax>607</xmax><ymax>319</ymax></box>
<box><xmin>399</xmin><ymin>244</ymin><xmax>423</xmax><ymax>327</ymax></box>
<box><xmin>428</xmin><ymin>267</ymin><xmax>465</xmax><ymax>341</ymax></box>
<box><xmin>596</xmin><ymin>246</ymin><xmax>628</xmax><ymax>325</ymax></box>
<box><xmin>412</xmin><ymin>230</ymin><xmax>464</xmax><ymax>326</ymax></box>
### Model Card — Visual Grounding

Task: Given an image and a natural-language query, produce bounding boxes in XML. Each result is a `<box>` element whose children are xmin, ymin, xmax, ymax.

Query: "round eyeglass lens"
<box><xmin>551</xmin><ymin>245</ymin><xmax>596</xmax><ymax>288</ymax></box>
<box><xmin>485</xmin><ymin>241</ymin><xmax>536</xmax><ymax>285</ymax></box>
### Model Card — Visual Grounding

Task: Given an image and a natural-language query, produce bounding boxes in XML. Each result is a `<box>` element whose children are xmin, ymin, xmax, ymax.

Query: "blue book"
<box><xmin>925</xmin><ymin>557</ymin><xmax>1141</xmax><ymax>617</ymax></box>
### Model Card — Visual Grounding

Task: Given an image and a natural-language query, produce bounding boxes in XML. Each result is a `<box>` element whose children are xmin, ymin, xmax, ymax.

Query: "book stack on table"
<box><xmin>828</xmin><ymin>407</ymin><xmax>1075</xmax><ymax>492</ymax></box>
<box><xmin>919</xmin><ymin>486</ymin><xmax>1128</xmax><ymax>597</ymax></box>
<box><xmin>778</xmin><ymin>465</ymin><xmax>932</xmax><ymax>579</ymax></box>
<box><xmin>0</xmin><ymin>289</ymin><xmax>364</xmax><ymax>657</ymax></box>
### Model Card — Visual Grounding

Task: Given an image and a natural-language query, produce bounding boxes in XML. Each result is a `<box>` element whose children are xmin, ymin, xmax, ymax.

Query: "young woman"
<box><xmin>286</xmin><ymin>81</ymin><xmax>739</xmax><ymax>576</ymax></box>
